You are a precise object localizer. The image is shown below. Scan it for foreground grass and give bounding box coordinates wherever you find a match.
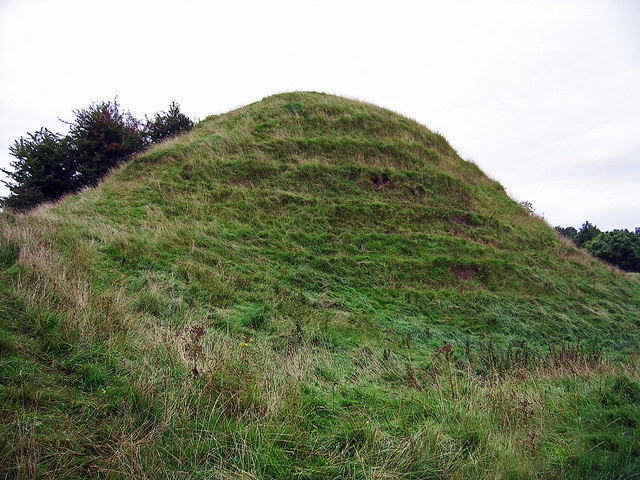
[2,271,638,478]
[1,92,639,478]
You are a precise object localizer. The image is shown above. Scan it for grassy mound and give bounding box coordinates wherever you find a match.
[1,92,639,479]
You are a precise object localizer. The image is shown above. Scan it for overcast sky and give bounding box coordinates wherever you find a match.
[1,0,638,230]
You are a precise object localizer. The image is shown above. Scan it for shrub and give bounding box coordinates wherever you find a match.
[1,128,76,211]
[585,229,640,272]
[2,99,195,210]
[574,221,601,247]
[145,101,194,143]
[68,99,147,187]
[555,226,577,241]
[519,200,535,215]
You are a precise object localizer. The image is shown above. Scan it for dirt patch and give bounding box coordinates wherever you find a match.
[372,174,391,188]
[452,213,473,226]
[453,264,481,281]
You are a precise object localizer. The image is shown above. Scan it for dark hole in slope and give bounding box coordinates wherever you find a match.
[453,264,481,281]
[452,213,472,226]
[372,174,391,188]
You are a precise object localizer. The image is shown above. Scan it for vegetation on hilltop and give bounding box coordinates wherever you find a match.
[2,99,193,211]
[557,222,640,272]
[1,92,639,479]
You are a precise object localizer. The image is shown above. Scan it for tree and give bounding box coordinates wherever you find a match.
[574,221,601,247]
[585,230,640,272]
[1,128,76,211]
[145,101,194,143]
[68,99,147,187]
[555,226,578,241]
[2,98,195,211]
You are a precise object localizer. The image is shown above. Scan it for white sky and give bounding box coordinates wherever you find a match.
[1,0,638,230]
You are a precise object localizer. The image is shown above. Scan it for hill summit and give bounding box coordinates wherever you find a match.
[1,92,639,478]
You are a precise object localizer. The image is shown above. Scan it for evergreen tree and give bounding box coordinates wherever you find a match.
[146,101,194,143]
[68,99,147,187]
[1,128,76,211]
[2,98,196,211]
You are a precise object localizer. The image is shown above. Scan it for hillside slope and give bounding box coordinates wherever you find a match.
[1,92,639,479]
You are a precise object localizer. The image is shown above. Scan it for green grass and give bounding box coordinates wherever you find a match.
[1,91,639,478]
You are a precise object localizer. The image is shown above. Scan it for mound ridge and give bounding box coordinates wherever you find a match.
[59,91,638,346]
[1,91,639,478]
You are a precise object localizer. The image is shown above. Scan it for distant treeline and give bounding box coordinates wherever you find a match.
[1,99,194,211]
[556,222,640,272]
